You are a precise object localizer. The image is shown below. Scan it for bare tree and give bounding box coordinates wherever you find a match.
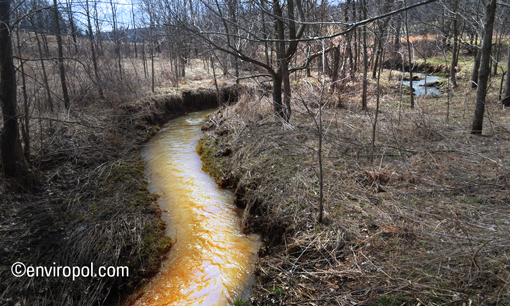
[110,0,123,79]
[85,0,103,97]
[53,0,70,109]
[0,0,26,178]
[171,0,437,120]
[502,44,510,106]
[471,0,497,134]
[30,14,54,111]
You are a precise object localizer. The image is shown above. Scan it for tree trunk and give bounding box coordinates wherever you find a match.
[502,45,510,106]
[86,0,103,98]
[66,0,78,55]
[31,19,54,111]
[361,0,368,111]
[450,16,459,88]
[142,38,147,78]
[404,0,414,109]
[471,0,497,134]
[330,45,341,91]
[471,46,482,88]
[151,26,155,93]
[372,41,381,79]
[132,4,137,58]
[110,0,122,80]
[0,0,25,177]
[354,30,359,73]
[492,29,502,75]
[274,0,290,121]
[282,61,292,121]
[53,0,70,109]
[345,0,354,78]
[15,25,30,164]
[273,72,284,118]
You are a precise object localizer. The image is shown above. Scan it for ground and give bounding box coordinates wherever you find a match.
[1,46,509,305]
[198,65,510,305]
[0,98,172,305]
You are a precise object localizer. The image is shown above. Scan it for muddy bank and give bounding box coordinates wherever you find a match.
[120,86,240,126]
[0,86,240,306]
[383,59,451,74]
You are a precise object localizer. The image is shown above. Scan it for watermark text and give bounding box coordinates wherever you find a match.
[11,262,129,281]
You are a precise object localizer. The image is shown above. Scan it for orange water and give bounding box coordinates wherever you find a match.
[136,110,260,306]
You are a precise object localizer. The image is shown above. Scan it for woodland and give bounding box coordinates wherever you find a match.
[1,0,510,304]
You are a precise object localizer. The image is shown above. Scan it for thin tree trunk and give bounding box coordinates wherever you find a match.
[450,5,459,88]
[110,0,122,80]
[361,0,368,111]
[371,44,384,163]
[94,1,102,54]
[471,46,482,88]
[151,24,155,93]
[66,0,78,55]
[132,4,137,58]
[0,0,25,177]
[282,62,292,121]
[404,0,414,109]
[86,0,103,98]
[502,45,510,106]
[499,71,506,101]
[273,72,284,117]
[345,0,354,78]
[471,0,497,134]
[16,23,30,164]
[372,41,382,79]
[41,32,49,56]
[31,19,54,111]
[317,40,326,223]
[450,26,459,87]
[274,0,287,119]
[53,0,70,109]
[492,28,503,75]
[142,38,147,78]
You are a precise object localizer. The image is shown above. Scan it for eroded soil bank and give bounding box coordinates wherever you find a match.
[0,86,239,306]
[197,88,510,305]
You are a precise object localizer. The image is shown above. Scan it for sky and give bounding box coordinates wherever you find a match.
[62,0,147,32]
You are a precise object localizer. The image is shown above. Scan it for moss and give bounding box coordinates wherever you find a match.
[196,138,228,187]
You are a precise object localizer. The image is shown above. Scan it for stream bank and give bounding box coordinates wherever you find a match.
[0,86,240,306]
[197,89,510,305]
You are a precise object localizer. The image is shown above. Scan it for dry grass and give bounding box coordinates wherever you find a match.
[199,68,510,305]
[0,100,172,305]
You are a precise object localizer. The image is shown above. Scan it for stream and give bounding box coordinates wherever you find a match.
[136,110,261,306]
[402,73,443,96]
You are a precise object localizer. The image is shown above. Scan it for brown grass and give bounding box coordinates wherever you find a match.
[199,68,510,305]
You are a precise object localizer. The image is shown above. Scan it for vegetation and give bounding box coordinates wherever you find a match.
[0,0,509,304]
[199,68,510,305]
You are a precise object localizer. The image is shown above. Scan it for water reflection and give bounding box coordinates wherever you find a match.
[402,73,443,96]
[136,110,260,306]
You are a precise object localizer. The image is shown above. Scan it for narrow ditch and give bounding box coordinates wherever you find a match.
[129,88,261,305]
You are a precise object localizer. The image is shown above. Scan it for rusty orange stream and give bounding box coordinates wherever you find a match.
[136,110,260,306]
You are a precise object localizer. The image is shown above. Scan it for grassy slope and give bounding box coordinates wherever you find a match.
[0,99,172,305]
[198,60,510,305]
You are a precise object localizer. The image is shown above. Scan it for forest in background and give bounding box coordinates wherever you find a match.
[1,0,509,180]
[1,0,510,304]
[2,0,510,181]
